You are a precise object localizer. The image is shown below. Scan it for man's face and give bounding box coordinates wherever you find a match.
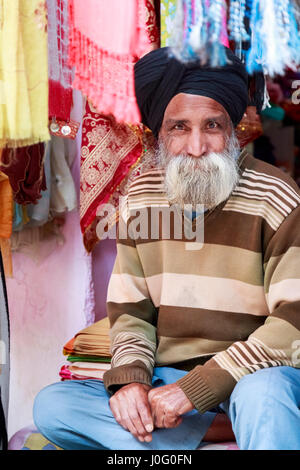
[159,93,232,157]
[156,93,241,211]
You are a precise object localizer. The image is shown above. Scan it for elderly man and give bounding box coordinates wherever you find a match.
[34,47,300,450]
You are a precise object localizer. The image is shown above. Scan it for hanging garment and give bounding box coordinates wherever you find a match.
[26,141,51,226]
[50,135,77,215]
[0,171,13,240]
[0,250,10,450]
[0,0,50,147]
[0,165,13,277]
[0,143,46,205]
[68,0,158,124]
[82,128,157,253]
[161,0,229,62]
[79,101,144,236]
[47,0,74,123]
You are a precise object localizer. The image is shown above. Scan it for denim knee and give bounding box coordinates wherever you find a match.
[33,383,64,437]
[230,366,300,406]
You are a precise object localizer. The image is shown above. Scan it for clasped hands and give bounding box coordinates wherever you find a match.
[109,382,194,443]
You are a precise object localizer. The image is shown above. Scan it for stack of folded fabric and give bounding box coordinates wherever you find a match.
[60,316,111,381]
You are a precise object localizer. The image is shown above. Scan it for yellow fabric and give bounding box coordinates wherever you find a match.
[23,432,62,450]
[0,0,50,147]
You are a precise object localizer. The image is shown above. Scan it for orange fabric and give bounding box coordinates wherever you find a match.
[0,170,13,239]
[0,238,12,278]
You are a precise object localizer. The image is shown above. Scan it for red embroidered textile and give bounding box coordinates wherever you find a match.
[81,118,157,252]
[68,0,158,124]
[80,101,144,235]
[0,144,46,205]
[47,0,73,121]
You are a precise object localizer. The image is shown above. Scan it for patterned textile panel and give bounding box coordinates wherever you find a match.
[8,426,62,450]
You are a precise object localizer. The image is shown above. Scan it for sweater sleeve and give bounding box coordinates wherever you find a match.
[103,196,157,394]
[177,204,300,413]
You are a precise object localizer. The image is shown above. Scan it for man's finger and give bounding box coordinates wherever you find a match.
[137,399,154,434]
[127,407,148,440]
[109,398,122,425]
[123,415,140,439]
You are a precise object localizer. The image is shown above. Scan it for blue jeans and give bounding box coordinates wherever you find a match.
[33,366,300,450]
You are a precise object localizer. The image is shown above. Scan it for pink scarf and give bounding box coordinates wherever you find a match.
[68,0,154,124]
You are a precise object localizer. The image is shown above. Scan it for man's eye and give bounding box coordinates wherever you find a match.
[172,123,185,131]
[207,121,219,129]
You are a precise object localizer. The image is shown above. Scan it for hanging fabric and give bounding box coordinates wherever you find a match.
[47,0,74,123]
[0,152,13,278]
[0,144,46,205]
[79,0,159,251]
[165,0,229,64]
[246,0,300,76]
[162,0,300,76]
[79,101,144,237]
[0,0,50,147]
[68,0,156,124]
[49,135,77,215]
[82,126,157,253]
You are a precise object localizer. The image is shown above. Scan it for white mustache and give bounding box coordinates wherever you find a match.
[157,132,241,210]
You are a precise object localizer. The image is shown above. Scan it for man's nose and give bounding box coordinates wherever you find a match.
[185,129,208,158]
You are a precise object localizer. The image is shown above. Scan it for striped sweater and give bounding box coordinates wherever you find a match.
[103,149,300,413]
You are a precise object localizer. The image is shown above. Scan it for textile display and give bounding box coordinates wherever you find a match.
[0,172,12,240]
[63,316,111,359]
[49,135,77,215]
[68,0,158,124]
[47,0,73,123]
[61,316,111,382]
[25,142,51,227]
[8,425,62,450]
[164,0,229,62]
[80,101,144,236]
[0,0,50,147]
[0,160,13,277]
[81,123,157,253]
[162,0,300,76]
[59,362,111,381]
[0,250,10,450]
[0,144,46,205]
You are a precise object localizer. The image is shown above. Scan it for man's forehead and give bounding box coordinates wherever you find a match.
[163,93,230,121]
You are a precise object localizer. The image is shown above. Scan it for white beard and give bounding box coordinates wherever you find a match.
[157,132,241,210]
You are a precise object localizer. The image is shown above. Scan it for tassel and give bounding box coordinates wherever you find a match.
[207,0,228,66]
[228,0,250,43]
[247,0,300,76]
[170,0,229,66]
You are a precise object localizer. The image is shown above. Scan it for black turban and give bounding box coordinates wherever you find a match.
[134,47,249,138]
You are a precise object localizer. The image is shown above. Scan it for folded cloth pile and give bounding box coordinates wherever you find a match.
[60,316,111,381]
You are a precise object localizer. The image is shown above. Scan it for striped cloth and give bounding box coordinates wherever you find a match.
[102,149,300,412]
